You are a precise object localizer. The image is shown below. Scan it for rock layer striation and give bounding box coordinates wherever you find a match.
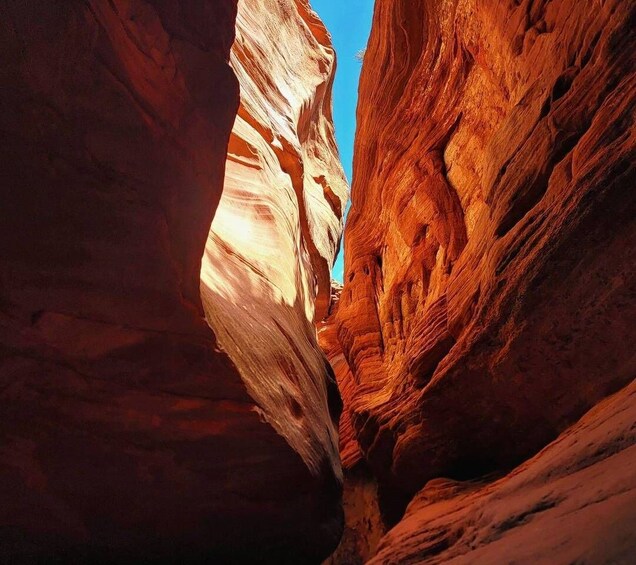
[369,380,636,564]
[333,0,636,515]
[201,0,347,482]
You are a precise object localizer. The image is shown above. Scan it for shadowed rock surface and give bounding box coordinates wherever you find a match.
[0,1,344,562]
[320,288,387,564]
[369,380,636,564]
[1,0,635,563]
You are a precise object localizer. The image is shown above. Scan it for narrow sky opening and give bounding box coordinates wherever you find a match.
[311,0,374,282]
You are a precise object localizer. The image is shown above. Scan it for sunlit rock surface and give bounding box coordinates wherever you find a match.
[335,0,636,516]
[201,0,347,480]
[369,380,636,564]
[0,1,345,561]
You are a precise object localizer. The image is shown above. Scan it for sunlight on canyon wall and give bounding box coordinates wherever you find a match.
[0,1,348,561]
[201,0,348,478]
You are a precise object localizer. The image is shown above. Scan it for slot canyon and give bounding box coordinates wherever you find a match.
[0,0,634,563]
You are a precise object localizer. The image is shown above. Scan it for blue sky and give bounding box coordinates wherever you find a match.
[311,0,374,282]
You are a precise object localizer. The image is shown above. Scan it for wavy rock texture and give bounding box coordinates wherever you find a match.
[201,0,347,480]
[319,283,361,471]
[320,285,387,565]
[335,0,636,515]
[0,1,344,561]
[369,379,636,564]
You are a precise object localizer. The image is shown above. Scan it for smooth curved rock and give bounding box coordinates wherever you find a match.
[0,1,345,561]
[335,0,636,512]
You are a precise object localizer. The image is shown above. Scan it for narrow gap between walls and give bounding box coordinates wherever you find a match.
[310,0,375,283]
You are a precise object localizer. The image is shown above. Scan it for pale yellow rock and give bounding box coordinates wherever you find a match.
[201,0,348,478]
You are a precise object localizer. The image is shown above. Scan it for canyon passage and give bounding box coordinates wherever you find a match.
[0,1,635,564]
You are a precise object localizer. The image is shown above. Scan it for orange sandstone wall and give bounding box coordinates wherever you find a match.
[333,0,636,514]
[370,380,636,563]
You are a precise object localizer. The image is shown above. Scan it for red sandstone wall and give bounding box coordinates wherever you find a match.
[0,1,344,561]
[201,0,348,482]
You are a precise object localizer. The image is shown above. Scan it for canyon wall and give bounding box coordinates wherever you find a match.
[201,0,348,482]
[370,379,636,564]
[331,0,636,528]
[0,1,345,562]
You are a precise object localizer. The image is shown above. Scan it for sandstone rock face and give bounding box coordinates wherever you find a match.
[322,467,386,565]
[368,379,636,564]
[0,1,344,561]
[319,283,362,471]
[201,0,348,481]
[320,286,387,565]
[335,0,636,511]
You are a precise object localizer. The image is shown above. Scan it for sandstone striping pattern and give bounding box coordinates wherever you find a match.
[332,0,636,511]
[201,0,348,483]
[368,380,636,564]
